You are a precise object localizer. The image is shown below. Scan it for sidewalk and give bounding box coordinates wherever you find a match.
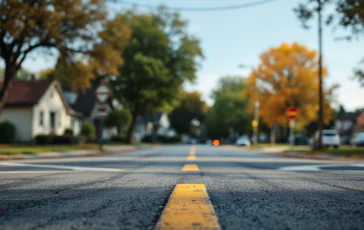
[227,144,364,161]
[0,145,148,161]
[269,150,364,161]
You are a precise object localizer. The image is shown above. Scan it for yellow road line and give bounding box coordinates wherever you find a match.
[154,184,221,230]
[187,156,196,160]
[189,146,196,155]
[182,164,199,171]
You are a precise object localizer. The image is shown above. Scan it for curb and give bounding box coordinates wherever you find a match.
[271,152,364,161]
[0,147,137,161]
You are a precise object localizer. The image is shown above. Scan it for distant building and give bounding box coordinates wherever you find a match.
[335,111,361,144]
[354,110,364,134]
[0,79,82,142]
[134,112,176,142]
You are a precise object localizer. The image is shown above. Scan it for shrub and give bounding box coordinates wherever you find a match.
[110,135,126,143]
[52,135,78,145]
[64,128,74,136]
[0,121,16,143]
[35,134,52,145]
[141,135,180,143]
[81,123,95,138]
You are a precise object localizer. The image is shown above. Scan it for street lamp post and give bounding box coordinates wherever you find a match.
[239,64,259,145]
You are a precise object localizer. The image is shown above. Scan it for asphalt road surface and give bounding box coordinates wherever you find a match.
[0,145,363,230]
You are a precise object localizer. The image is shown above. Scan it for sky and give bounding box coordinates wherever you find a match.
[20,0,364,111]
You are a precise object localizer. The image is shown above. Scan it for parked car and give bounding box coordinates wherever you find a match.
[310,129,340,149]
[350,132,364,147]
[236,137,251,146]
[294,135,309,145]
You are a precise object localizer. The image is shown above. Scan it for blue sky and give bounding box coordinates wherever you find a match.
[21,0,364,110]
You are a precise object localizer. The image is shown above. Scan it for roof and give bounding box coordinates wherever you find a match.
[337,112,361,121]
[137,112,164,124]
[64,85,113,117]
[67,86,97,117]
[0,80,53,106]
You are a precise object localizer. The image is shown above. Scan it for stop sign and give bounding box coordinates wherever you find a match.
[287,107,298,120]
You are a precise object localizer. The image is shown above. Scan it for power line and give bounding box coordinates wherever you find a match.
[113,0,277,12]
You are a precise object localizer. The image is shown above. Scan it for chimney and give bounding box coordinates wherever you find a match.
[30,74,36,81]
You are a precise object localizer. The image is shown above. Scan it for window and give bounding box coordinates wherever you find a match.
[39,111,44,126]
[71,117,75,129]
[50,90,54,98]
[58,113,62,127]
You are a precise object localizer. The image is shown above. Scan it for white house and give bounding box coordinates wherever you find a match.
[0,79,82,142]
[134,112,176,142]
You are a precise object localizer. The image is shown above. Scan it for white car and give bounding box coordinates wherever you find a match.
[311,129,340,149]
[236,137,251,146]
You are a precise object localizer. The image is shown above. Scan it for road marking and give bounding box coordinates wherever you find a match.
[182,164,199,171]
[154,184,221,230]
[0,162,124,172]
[189,145,196,155]
[187,156,196,160]
[0,171,77,174]
[278,163,364,171]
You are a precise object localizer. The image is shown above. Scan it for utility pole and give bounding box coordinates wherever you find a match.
[318,0,324,149]
[253,79,260,145]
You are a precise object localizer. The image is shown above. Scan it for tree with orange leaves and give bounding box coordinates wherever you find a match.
[0,0,130,115]
[245,42,339,132]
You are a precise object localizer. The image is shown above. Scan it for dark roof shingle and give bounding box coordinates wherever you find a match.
[0,80,53,106]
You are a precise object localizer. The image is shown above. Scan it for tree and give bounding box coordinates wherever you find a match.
[245,43,338,131]
[295,0,364,85]
[1,66,33,80]
[105,109,131,136]
[0,0,131,115]
[111,8,203,144]
[169,91,208,136]
[205,76,252,140]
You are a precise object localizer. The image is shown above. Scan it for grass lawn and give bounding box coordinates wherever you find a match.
[250,143,290,149]
[0,144,99,155]
[284,145,364,156]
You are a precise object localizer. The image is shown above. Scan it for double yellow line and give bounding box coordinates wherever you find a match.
[183,145,199,171]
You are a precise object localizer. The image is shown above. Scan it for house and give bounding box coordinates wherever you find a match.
[335,111,361,144]
[134,112,176,142]
[0,79,82,142]
[63,85,116,140]
[354,110,364,134]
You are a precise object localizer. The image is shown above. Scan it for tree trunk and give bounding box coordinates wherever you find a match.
[270,127,276,145]
[0,63,17,117]
[126,110,138,144]
[152,121,159,143]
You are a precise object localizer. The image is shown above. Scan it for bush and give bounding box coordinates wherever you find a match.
[0,121,16,143]
[81,123,95,138]
[52,135,78,145]
[141,135,180,143]
[110,135,126,143]
[64,128,74,136]
[35,134,52,145]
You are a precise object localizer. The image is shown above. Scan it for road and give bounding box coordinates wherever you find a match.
[0,145,363,230]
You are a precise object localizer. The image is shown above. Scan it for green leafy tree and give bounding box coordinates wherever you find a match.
[105,109,131,135]
[169,91,208,136]
[112,7,203,144]
[295,0,364,86]
[205,76,252,140]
